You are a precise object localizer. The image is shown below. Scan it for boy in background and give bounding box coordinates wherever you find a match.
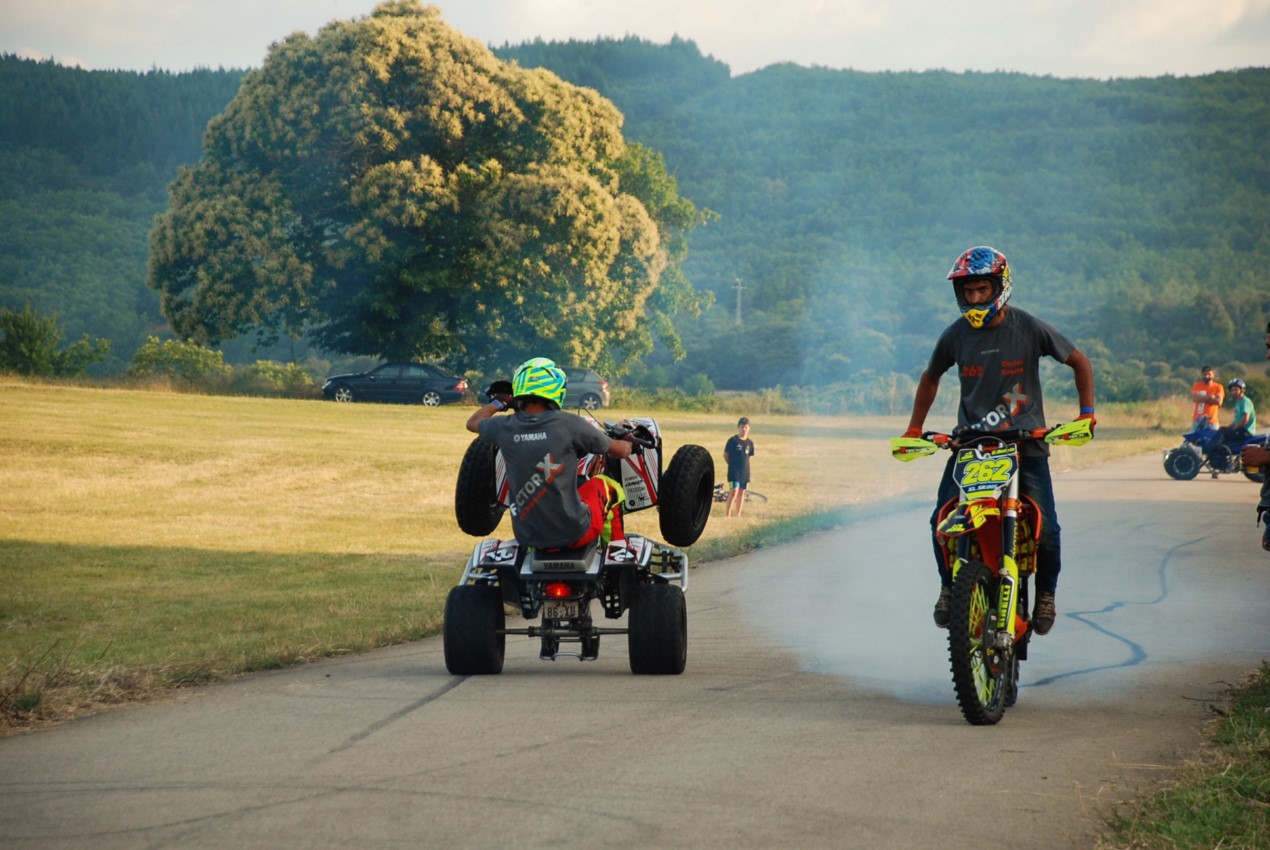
[724,417,755,518]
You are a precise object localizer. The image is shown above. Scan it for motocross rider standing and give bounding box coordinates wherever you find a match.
[900,246,1097,635]
[465,357,633,550]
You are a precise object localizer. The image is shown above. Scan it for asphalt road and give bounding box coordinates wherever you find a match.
[2,452,1267,849]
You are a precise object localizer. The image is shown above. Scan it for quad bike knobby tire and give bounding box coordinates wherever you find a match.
[443,584,505,675]
[658,444,714,547]
[948,560,1009,725]
[1163,448,1200,481]
[628,583,687,674]
[455,437,506,536]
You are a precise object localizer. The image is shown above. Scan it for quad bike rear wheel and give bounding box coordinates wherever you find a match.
[443,584,505,675]
[455,437,506,536]
[659,444,714,547]
[948,560,1009,725]
[628,583,687,674]
[1163,447,1200,480]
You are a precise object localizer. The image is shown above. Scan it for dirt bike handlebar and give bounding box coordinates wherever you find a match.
[891,420,1093,463]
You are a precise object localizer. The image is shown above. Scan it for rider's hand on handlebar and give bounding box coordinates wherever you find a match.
[1075,411,1097,434]
[902,426,923,439]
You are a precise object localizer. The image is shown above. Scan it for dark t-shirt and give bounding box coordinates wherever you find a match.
[477,409,611,548]
[926,307,1077,456]
[724,435,755,483]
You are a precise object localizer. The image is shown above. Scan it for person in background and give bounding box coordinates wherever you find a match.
[1190,365,1224,429]
[1239,321,1270,552]
[723,417,755,518]
[899,246,1096,635]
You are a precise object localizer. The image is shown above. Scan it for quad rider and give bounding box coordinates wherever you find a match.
[899,246,1097,636]
[465,357,632,550]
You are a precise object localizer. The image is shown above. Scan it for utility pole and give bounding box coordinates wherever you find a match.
[733,277,745,325]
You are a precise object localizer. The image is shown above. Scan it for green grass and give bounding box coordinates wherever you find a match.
[0,376,1183,730]
[1099,664,1270,850]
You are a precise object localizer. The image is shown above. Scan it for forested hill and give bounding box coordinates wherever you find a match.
[2,44,1267,400]
[0,57,245,368]
[496,41,1270,397]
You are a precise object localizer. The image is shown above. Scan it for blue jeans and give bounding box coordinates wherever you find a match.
[929,452,1062,594]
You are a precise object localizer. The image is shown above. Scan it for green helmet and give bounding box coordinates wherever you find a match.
[512,357,567,407]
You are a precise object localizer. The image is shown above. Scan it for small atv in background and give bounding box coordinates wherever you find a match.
[1163,427,1265,482]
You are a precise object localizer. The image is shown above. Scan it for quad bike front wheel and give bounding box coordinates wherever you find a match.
[455,437,506,536]
[443,584,505,675]
[628,583,687,674]
[1163,447,1201,480]
[948,560,1009,725]
[659,444,714,547]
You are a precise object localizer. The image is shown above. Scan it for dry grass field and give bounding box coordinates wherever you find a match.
[0,376,1183,730]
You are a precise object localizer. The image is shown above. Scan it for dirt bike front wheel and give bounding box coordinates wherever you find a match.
[948,560,1010,725]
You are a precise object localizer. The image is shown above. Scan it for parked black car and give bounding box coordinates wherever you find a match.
[477,366,610,409]
[322,362,468,406]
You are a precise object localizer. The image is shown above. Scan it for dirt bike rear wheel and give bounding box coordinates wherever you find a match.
[455,437,506,536]
[628,583,687,675]
[948,560,1009,725]
[443,584,505,675]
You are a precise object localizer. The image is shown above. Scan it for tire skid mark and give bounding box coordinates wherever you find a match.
[1026,532,1204,689]
[326,677,465,755]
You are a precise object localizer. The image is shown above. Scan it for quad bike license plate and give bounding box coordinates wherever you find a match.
[542,600,580,620]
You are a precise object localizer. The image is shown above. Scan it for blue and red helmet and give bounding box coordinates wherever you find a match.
[947,246,1012,329]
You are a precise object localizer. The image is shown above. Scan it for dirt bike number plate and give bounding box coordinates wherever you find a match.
[954,446,1018,496]
[542,600,579,620]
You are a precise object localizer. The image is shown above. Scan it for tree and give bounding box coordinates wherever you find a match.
[147,1,706,374]
[0,303,109,377]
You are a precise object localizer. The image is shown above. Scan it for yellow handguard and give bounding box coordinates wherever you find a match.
[890,436,941,463]
[1045,418,1094,447]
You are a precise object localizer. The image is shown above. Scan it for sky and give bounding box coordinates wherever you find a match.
[2,0,1268,79]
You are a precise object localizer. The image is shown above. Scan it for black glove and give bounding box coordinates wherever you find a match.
[490,393,513,410]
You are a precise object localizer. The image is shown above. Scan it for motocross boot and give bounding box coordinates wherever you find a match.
[1033,591,1057,635]
[933,586,952,629]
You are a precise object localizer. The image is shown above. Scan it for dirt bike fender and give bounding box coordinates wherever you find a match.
[937,499,1000,538]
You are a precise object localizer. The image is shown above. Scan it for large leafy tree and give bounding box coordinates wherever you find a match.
[148,1,706,372]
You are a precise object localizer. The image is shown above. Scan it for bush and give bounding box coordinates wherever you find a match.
[228,360,317,398]
[0,304,109,377]
[128,337,232,389]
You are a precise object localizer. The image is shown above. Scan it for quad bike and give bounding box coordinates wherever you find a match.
[445,421,693,675]
[890,420,1093,725]
[454,382,716,548]
[711,483,767,504]
[1162,426,1265,483]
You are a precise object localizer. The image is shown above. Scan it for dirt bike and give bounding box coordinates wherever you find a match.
[454,382,716,548]
[1162,426,1265,483]
[890,419,1093,725]
[445,420,694,675]
[711,483,767,504]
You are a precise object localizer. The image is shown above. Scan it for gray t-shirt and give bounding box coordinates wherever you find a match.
[926,307,1077,456]
[477,409,612,548]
